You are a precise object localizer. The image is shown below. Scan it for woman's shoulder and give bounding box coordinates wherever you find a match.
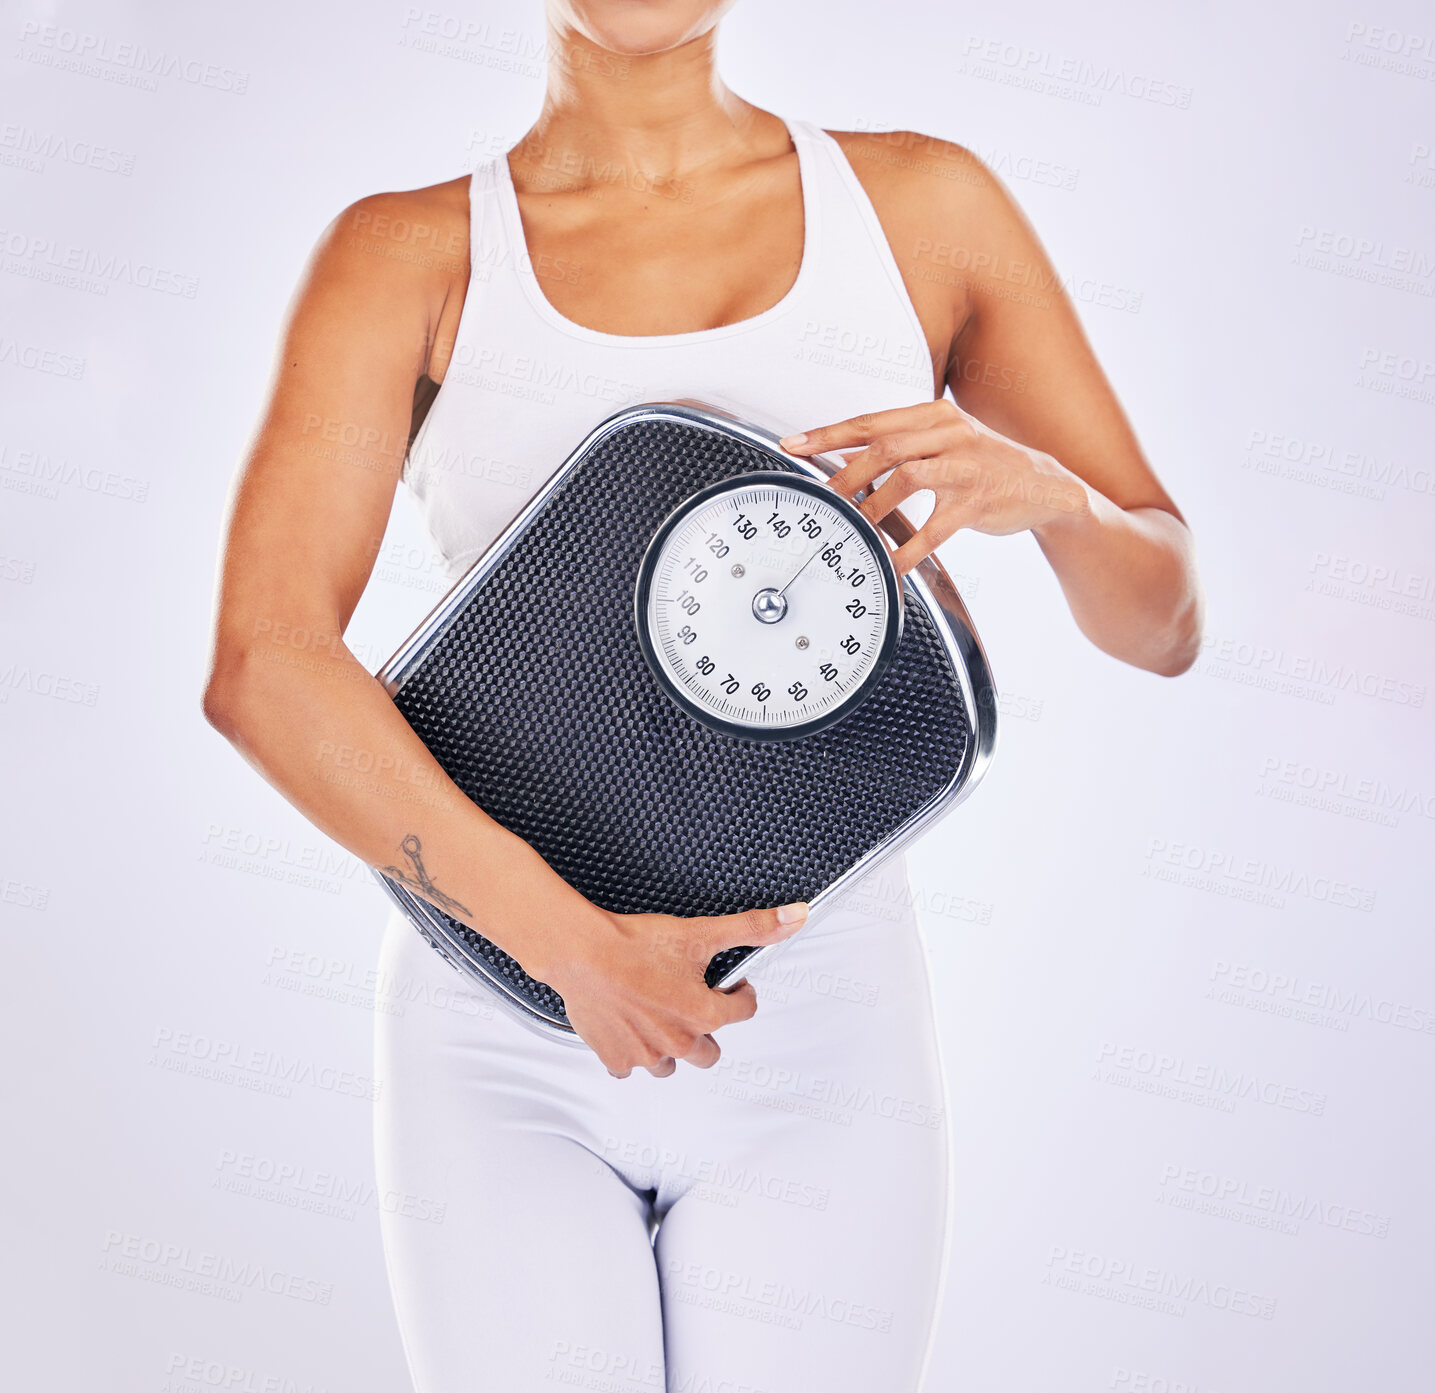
[285,176,474,383]
[304,175,473,309]
[322,175,473,279]
[822,128,1010,225]
[825,127,1043,299]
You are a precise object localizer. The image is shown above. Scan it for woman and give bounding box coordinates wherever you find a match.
[203,1,1202,1387]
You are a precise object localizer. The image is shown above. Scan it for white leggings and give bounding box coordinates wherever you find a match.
[372,855,952,1393]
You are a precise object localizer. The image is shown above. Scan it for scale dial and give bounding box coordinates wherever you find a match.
[634,471,904,740]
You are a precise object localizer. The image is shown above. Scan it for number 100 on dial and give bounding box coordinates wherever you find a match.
[634,471,905,740]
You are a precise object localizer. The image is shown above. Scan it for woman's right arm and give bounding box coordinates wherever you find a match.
[202,187,805,1076]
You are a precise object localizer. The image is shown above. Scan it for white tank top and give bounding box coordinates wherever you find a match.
[403,115,938,581]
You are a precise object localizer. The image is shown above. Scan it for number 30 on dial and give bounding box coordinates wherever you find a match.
[634,471,904,740]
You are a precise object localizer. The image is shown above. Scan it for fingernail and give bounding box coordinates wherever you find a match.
[777,902,809,925]
[780,433,808,449]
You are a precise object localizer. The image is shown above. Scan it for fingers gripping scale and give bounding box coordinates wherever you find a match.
[372,401,998,1043]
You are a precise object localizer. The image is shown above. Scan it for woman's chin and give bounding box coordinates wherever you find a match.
[555,0,734,59]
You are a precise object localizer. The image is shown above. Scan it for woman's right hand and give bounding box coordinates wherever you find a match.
[549,902,810,1077]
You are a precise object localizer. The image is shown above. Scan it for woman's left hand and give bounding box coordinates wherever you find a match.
[780,398,1090,576]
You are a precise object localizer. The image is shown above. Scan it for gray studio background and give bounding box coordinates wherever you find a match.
[3,1,1432,1388]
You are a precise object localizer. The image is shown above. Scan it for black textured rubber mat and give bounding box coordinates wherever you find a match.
[381,414,971,1028]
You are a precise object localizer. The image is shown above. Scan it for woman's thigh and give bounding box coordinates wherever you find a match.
[372,910,666,1393]
[653,870,953,1392]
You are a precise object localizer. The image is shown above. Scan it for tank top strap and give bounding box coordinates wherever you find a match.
[402,158,506,493]
[778,116,931,367]
[464,155,513,288]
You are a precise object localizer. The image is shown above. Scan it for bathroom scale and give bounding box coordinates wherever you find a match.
[372,399,997,1042]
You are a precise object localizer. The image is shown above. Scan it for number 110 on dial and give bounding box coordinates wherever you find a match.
[634,471,905,740]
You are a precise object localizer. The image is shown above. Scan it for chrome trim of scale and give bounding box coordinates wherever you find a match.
[371,399,999,1041]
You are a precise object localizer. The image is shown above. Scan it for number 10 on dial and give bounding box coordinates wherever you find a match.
[634,471,904,740]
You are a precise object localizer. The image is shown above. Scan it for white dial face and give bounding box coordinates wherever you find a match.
[640,476,900,736]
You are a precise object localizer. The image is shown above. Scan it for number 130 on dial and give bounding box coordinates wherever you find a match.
[634,471,905,740]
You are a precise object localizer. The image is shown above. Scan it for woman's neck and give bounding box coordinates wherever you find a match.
[526,24,769,178]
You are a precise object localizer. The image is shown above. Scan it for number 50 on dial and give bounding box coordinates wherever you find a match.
[633,471,905,740]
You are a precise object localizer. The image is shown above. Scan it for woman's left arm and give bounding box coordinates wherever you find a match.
[780,141,1204,677]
